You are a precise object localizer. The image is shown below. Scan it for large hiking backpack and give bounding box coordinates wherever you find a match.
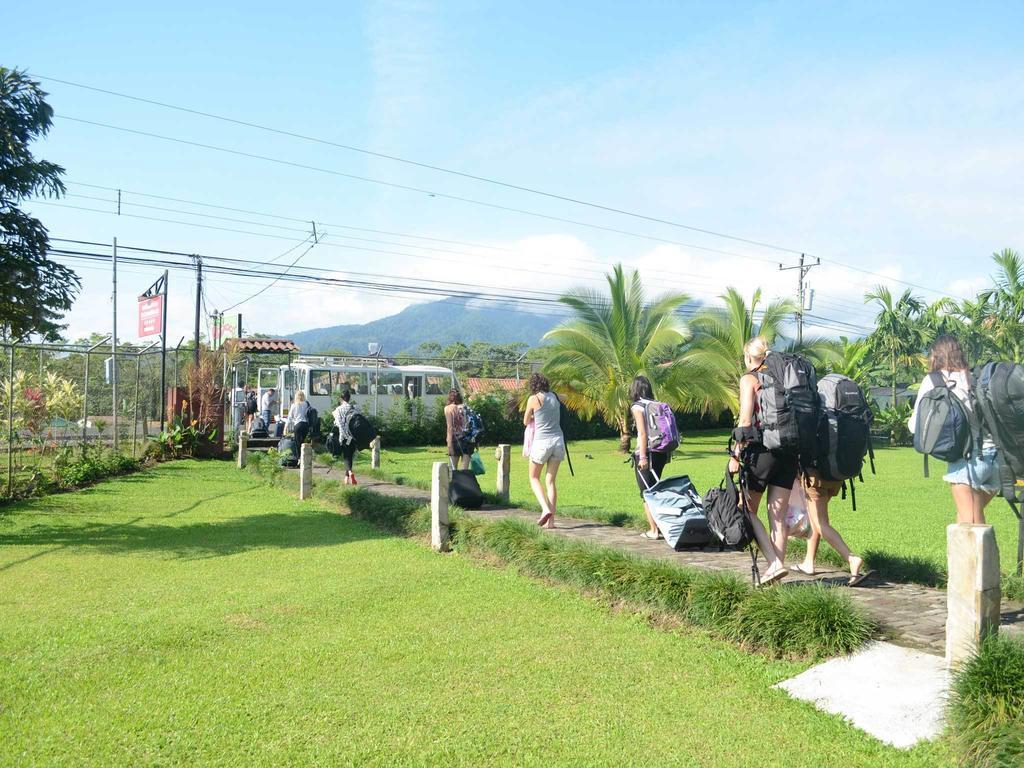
[346,410,377,450]
[755,352,819,460]
[913,372,974,475]
[815,374,875,507]
[972,362,1024,512]
[703,466,759,584]
[637,398,680,455]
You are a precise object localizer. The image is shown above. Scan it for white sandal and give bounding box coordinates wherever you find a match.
[640,531,660,540]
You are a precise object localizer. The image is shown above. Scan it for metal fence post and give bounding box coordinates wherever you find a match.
[81,350,90,450]
[132,350,142,457]
[7,343,14,498]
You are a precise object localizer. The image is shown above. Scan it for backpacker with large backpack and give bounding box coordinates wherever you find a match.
[814,373,875,509]
[913,371,978,476]
[636,398,680,456]
[754,352,819,460]
[971,362,1024,516]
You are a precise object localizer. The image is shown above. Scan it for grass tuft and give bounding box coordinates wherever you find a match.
[948,634,1024,767]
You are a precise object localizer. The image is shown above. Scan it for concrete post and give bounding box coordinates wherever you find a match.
[299,443,313,500]
[495,443,511,504]
[946,524,1001,666]
[371,435,381,470]
[431,461,450,552]
[237,431,248,469]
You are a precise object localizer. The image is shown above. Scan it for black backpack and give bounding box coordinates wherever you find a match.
[703,465,759,584]
[913,372,975,476]
[249,415,268,439]
[346,411,377,450]
[755,352,819,461]
[972,362,1024,514]
[306,407,321,440]
[325,426,341,457]
[814,374,876,509]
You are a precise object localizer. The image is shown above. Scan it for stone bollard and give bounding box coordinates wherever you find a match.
[946,524,1001,666]
[299,443,313,500]
[371,435,381,470]
[494,443,511,504]
[431,461,450,552]
[237,432,248,469]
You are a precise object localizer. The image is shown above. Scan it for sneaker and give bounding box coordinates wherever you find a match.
[350,474,357,485]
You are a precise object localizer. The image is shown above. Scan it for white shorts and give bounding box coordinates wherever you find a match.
[530,437,565,465]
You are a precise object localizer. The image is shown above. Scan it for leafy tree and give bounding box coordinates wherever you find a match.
[978,248,1024,361]
[828,337,880,391]
[542,265,729,452]
[682,287,799,412]
[0,68,80,341]
[864,285,925,406]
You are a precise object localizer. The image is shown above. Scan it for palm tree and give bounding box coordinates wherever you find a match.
[829,337,879,390]
[681,287,798,412]
[542,265,729,452]
[979,248,1024,360]
[864,285,926,407]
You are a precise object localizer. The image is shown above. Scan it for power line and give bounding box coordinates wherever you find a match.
[39,77,968,299]
[220,236,318,313]
[40,74,811,255]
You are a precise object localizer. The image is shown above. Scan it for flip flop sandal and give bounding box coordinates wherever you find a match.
[848,570,874,587]
[790,564,815,576]
[759,567,788,586]
[640,531,660,540]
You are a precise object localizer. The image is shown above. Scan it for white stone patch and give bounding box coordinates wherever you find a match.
[776,641,949,749]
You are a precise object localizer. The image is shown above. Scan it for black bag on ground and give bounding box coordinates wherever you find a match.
[703,469,755,550]
[972,361,1024,513]
[913,371,974,476]
[448,458,484,510]
[249,415,268,439]
[278,436,298,467]
[346,411,377,450]
[325,426,341,457]
[755,352,819,460]
[640,471,713,549]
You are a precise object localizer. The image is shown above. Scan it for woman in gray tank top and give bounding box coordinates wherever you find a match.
[523,373,565,528]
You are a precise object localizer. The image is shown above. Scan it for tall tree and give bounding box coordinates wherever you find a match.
[978,248,1024,361]
[0,68,79,341]
[682,287,804,412]
[864,285,925,406]
[542,264,728,452]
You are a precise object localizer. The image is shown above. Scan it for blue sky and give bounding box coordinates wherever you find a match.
[8,0,1024,343]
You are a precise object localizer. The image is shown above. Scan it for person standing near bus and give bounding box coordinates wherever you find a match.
[260,387,276,430]
[284,390,310,459]
[444,389,470,470]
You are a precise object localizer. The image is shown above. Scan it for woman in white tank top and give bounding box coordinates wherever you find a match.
[523,373,565,528]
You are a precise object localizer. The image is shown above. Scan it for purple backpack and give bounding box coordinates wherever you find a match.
[638,399,680,455]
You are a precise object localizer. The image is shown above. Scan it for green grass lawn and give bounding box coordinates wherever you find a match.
[0,460,947,766]
[366,431,1023,583]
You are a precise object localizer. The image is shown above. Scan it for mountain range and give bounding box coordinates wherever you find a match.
[285,298,560,355]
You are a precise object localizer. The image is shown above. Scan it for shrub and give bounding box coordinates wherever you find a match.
[948,635,1024,767]
[51,445,140,489]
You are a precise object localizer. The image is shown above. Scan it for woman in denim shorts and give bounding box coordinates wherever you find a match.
[908,335,999,524]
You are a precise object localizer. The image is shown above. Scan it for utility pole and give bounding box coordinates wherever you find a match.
[779,253,820,346]
[112,237,119,449]
[193,255,202,367]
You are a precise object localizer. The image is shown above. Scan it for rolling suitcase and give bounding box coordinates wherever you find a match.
[448,457,484,510]
[641,470,713,549]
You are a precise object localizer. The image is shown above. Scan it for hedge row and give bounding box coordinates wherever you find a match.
[244,452,874,660]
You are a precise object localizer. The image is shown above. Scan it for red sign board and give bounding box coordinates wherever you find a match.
[138,294,164,337]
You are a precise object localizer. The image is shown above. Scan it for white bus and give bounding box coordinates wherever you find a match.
[255,356,457,421]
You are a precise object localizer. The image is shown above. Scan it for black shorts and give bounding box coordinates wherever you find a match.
[743,444,798,493]
[635,451,669,497]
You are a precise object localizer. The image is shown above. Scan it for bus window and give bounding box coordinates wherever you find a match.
[310,370,332,397]
[377,371,402,395]
[403,376,422,398]
[425,376,444,395]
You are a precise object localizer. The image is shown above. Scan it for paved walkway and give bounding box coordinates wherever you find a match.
[308,463,1024,656]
